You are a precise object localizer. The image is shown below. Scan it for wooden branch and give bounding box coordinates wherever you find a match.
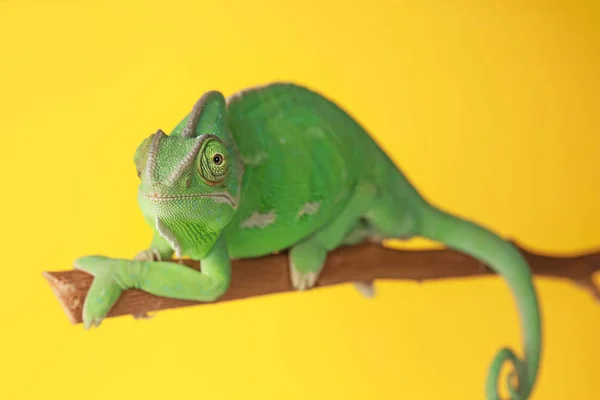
[43,242,600,325]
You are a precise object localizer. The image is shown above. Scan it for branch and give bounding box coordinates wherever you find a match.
[43,242,600,325]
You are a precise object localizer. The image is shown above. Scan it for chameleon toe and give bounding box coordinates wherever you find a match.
[306,272,318,288]
[133,249,162,261]
[289,264,319,291]
[353,282,375,298]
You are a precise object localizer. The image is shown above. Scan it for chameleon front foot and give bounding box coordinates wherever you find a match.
[74,255,129,329]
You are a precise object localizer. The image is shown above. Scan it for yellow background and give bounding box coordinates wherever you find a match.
[0,1,598,399]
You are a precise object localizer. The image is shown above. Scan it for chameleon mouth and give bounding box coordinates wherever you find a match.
[139,190,237,207]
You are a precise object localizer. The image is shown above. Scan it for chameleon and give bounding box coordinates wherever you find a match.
[75,82,541,399]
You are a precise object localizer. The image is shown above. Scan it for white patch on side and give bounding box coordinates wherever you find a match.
[240,151,268,166]
[241,210,277,229]
[155,216,183,258]
[297,202,321,219]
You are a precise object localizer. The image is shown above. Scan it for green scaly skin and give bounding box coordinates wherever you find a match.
[75,82,541,399]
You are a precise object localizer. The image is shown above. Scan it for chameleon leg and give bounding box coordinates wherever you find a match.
[319,189,416,298]
[338,219,381,298]
[340,219,384,246]
[339,219,386,298]
[289,181,377,290]
[75,237,231,329]
[362,192,419,240]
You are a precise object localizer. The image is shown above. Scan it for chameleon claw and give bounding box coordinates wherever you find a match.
[134,248,162,261]
[368,234,386,244]
[133,312,155,320]
[291,266,301,289]
[353,281,376,298]
[306,272,318,288]
[290,263,319,291]
[83,316,103,330]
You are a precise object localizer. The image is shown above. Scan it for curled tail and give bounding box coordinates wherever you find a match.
[417,204,542,399]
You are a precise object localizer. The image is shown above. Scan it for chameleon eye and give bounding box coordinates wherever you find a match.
[198,139,228,185]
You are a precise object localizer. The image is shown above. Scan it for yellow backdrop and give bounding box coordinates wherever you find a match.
[0,1,598,399]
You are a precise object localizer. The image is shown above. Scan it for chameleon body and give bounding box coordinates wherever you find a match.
[76,82,541,399]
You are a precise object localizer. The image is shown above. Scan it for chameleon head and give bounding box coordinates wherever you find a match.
[133,91,242,233]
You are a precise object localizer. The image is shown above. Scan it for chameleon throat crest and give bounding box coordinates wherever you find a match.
[155,216,183,258]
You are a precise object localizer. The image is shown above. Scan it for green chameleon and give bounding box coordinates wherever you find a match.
[75,82,541,399]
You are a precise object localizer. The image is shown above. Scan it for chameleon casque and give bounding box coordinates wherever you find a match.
[75,82,541,399]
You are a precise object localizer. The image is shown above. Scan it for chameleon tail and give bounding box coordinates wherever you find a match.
[416,204,541,400]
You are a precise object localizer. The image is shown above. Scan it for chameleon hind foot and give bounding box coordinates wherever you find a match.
[290,266,318,290]
[289,239,326,291]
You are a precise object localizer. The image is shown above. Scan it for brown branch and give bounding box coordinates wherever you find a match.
[43,242,600,325]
